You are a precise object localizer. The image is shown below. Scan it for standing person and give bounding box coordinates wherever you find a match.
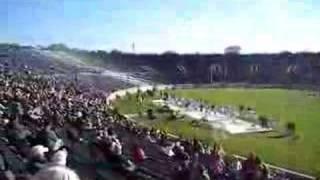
[189,153,200,180]
[241,152,260,180]
[210,153,225,180]
[260,163,269,180]
[212,143,225,158]
[193,139,203,153]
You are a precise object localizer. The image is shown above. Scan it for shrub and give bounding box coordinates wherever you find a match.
[147,109,156,120]
[190,120,200,127]
[146,89,154,97]
[239,104,245,112]
[157,105,170,113]
[258,115,269,128]
[286,122,296,136]
[168,110,177,120]
[163,92,169,100]
[152,86,157,94]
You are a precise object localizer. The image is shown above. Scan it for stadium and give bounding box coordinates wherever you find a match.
[0,43,319,180]
[2,0,320,179]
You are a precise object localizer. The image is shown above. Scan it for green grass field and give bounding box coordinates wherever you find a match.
[114,88,320,176]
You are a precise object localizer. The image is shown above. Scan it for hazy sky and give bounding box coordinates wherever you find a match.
[1,0,320,53]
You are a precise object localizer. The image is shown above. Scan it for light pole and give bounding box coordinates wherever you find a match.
[209,64,215,84]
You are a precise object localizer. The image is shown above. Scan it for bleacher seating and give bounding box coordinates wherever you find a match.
[0,63,316,180]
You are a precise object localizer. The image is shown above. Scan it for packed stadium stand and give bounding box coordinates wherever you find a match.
[40,44,320,86]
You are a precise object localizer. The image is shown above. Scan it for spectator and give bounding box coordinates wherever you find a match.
[49,148,68,166]
[6,119,31,147]
[171,160,191,180]
[0,170,15,180]
[132,143,146,163]
[199,165,211,180]
[212,142,225,158]
[109,137,122,155]
[226,157,242,180]
[0,152,15,180]
[173,141,190,161]
[193,138,204,153]
[144,131,156,143]
[161,142,175,157]
[260,163,270,180]
[241,152,260,180]
[210,152,225,179]
[108,149,136,173]
[44,123,59,151]
[26,145,48,174]
[0,152,8,172]
[32,165,80,180]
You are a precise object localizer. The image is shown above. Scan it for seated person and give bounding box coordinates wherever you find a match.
[6,119,31,147]
[48,147,68,166]
[33,165,80,180]
[26,145,49,175]
[132,144,147,163]
[161,142,175,157]
[171,160,191,180]
[107,145,136,173]
[172,141,190,161]
[144,131,156,143]
[227,157,242,179]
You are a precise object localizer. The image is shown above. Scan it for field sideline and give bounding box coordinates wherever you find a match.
[114,88,320,176]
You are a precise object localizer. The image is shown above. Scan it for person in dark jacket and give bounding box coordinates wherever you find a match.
[241,152,261,180]
[171,160,191,180]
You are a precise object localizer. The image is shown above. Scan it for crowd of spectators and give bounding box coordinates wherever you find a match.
[0,67,295,180]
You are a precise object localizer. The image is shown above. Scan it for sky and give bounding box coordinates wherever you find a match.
[1,0,320,53]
